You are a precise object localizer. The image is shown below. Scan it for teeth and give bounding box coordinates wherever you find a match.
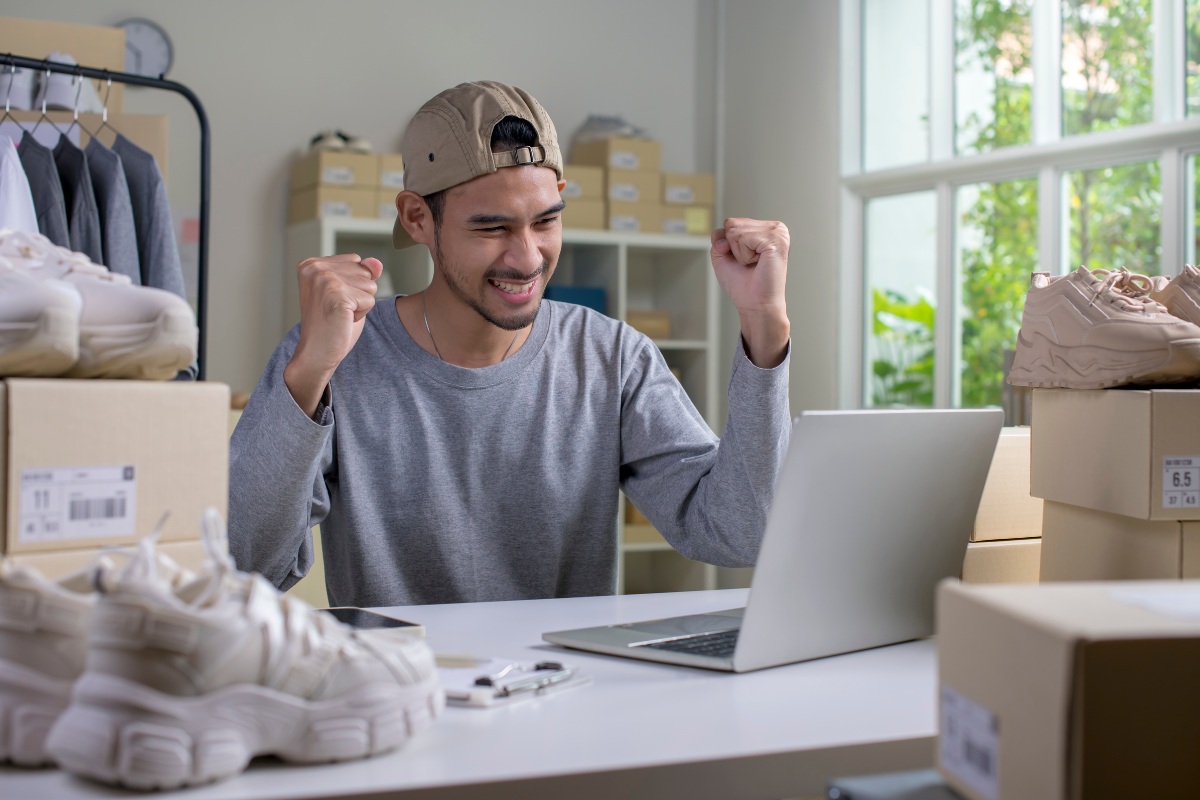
[491,279,530,295]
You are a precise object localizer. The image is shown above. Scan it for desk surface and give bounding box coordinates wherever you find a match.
[3,590,937,800]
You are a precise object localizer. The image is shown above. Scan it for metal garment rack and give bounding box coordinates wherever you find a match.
[6,54,210,380]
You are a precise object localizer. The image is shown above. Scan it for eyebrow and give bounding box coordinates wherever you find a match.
[467,201,566,226]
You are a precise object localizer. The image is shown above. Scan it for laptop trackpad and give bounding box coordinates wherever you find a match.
[615,608,744,638]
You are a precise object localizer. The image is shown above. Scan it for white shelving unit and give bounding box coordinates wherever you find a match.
[285,218,721,593]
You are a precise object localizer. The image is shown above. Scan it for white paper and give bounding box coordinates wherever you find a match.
[665,185,695,204]
[609,151,639,170]
[319,201,351,218]
[379,170,404,189]
[940,685,999,800]
[1162,456,1200,509]
[321,165,354,185]
[1109,587,1200,620]
[560,179,582,199]
[610,214,640,231]
[609,183,640,202]
[663,218,688,234]
[20,465,137,543]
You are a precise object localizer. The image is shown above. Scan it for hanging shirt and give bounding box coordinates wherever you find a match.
[111,134,185,297]
[53,136,104,264]
[16,130,69,247]
[84,138,140,283]
[0,134,37,233]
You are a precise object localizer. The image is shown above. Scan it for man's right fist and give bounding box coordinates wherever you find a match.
[284,254,383,418]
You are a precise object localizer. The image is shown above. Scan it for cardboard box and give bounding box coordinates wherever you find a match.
[290,150,379,191]
[571,137,661,173]
[561,165,603,200]
[605,169,660,204]
[662,206,712,235]
[962,539,1041,584]
[608,201,662,233]
[376,189,399,220]
[0,17,127,111]
[1031,388,1200,520]
[973,427,1042,542]
[662,173,715,205]
[377,154,405,190]
[0,379,229,554]
[288,186,377,224]
[561,198,605,230]
[1040,500,1200,581]
[9,540,208,580]
[937,579,1200,800]
[626,310,671,339]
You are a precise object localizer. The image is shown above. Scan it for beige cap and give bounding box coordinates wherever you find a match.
[392,81,563,250]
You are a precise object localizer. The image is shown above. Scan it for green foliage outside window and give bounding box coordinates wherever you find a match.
[871,288,935,406]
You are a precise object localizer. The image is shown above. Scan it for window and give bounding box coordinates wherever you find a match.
[841,0,1200,417]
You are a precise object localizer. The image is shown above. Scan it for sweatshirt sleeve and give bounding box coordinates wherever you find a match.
[227,326,335,590]
[619,334,791,567]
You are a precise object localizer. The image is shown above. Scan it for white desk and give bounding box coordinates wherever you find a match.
[2,590,937,799]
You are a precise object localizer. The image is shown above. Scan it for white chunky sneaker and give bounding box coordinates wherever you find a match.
[1150,264,1200,325]
[0,228,197,380]
[1008,266,1200,389]
[47,509,444,790]
[0,254,82,377]
[0,560,96,766]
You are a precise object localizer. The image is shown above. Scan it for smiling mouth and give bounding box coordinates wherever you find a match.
[489,278,536,295]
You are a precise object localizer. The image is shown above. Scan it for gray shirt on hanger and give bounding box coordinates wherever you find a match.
[53,136,103,264]
[16,131,69,248]
[84,138,140,282]
[228,300,792,608]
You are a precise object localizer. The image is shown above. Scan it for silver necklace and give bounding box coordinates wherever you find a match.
[422,290,519,363]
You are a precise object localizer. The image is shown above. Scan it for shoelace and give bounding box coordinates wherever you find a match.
[0,228,131,284]
[1086,267,1164,313]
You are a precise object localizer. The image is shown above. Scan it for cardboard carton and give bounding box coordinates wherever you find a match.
[375,189,399,220]
[973,427,1042,542]
[937,579,1200,800]
[962,539,1041,584]
[662,173,715,205]
[571,137,661,173]
[605,170,660,204]
[9,540,208,580]
[290,150,378,192]
[377,154,404,190]
[608,201,662,233]
[662,206,712,235]
[0,379,229,554]
[561,165,603,200]
[1030,388,1200,520]
[0,17,127,111]
[1039,500,1200,581]
[288,186,376,224]
[561,198,605,230]
[626,310,671,339]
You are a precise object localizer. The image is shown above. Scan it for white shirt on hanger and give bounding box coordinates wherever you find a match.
[0,134,38,234]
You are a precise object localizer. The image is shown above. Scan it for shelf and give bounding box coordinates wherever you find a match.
[653,339,708,350]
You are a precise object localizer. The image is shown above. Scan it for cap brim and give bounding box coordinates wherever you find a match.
[392,216,418,250]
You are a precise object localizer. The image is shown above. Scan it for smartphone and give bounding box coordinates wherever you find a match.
[323,607,424,636]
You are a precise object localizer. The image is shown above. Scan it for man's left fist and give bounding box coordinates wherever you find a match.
[710,218,790,369]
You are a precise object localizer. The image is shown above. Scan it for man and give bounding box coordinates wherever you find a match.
[230,82,792,607]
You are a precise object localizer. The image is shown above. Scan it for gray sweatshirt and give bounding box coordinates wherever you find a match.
[228,299,791,607]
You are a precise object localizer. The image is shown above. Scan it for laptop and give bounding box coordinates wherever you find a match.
[543,408,1003,672]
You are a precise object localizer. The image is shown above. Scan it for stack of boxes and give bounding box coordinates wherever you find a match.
[288,151,405,225]
[563,137,714,235]
[961,428,1043,584]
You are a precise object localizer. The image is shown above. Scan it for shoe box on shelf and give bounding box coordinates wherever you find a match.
[0,16,128,112]
[1031,388,1200,581]
[937,579,1200,800]
[560,165,605,229]
[571,136,662,173]
[662,173,714,235]
[289,150,406,224]
[376,154,405,220]
[962,428,1043,584]
[625,310,672,339]
[0,378,229,577]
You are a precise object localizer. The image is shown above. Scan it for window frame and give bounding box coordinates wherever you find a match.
[840,0,1199,409]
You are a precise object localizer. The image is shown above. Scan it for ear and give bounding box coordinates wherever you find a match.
[396,190,435,247]
[557,179,566,192]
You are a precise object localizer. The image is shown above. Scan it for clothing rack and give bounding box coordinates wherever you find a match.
[6,53,210,380]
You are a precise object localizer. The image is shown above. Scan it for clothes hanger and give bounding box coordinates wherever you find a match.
[87,72,119,145]
[0,54,22,129]
[29,60,71,143]
[65,65,90,139]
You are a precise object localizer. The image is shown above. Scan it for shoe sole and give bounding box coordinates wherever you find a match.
[46,671,445,790]
[1008,331,1200,389]
[0,656,75,767]
[0,307,79,377]
[69,306,197,380]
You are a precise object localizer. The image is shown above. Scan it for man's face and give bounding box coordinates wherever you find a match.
[433,165,564,331]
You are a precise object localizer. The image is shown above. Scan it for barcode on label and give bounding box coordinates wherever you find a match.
[69,497,127,521]
[940,685,999,800]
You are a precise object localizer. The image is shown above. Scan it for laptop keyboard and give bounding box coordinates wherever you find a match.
[639,628,739,658]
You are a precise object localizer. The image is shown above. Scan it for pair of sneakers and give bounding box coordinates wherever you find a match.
[0,510,443,790]
[0,228,197,380]
[310,129,373,153]
[1009,265,1200,389]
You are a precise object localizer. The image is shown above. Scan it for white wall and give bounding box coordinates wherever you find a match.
[7,0,710,392]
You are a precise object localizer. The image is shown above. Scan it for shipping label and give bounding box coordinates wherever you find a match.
[665,185,695,204]
[19,465,137,543]
[610,214,640,232]
[1162,456,1200,509]
[379,170,405,189]
[560,180,582,199]
[319,201,352,218]
[663,218,688,234]
[609,183,640,202]
[377,203,398,220]
[609,151,639,170]
[321,166,355,185]
[940,684,999,800]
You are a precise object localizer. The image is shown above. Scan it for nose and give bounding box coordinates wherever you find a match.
[503,225,543,276]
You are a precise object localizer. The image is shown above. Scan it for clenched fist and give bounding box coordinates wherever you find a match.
[284,254,383,418]
[711,218,790,369]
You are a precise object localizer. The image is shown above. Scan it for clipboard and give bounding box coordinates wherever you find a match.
[436,657,591,708]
